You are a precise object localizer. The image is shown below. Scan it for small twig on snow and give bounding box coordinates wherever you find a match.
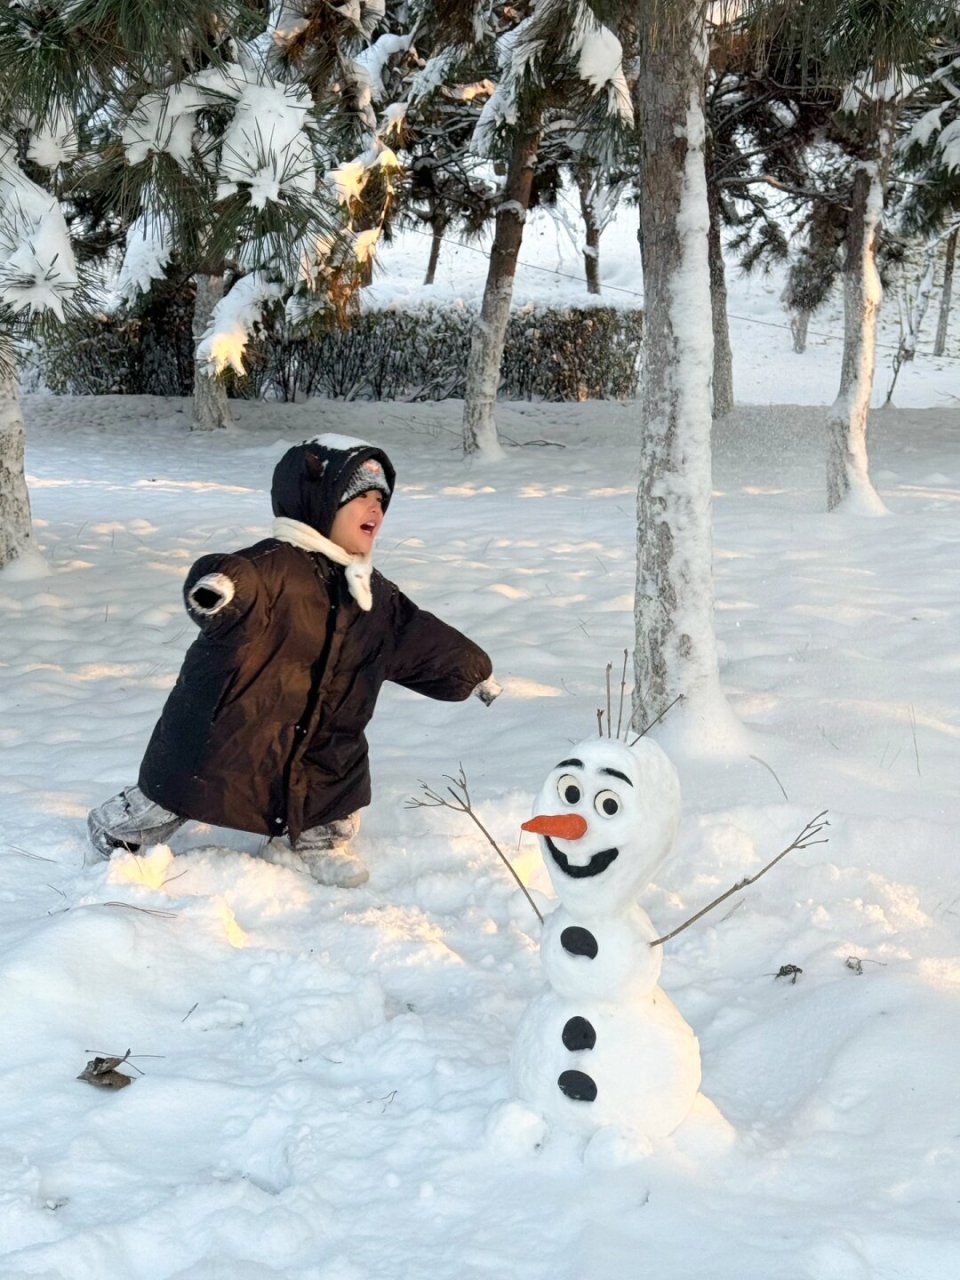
[77,1048,138,1089]
[47,883,70,915]
[4,844,58,863]
[82,1047,145,1075]
[650,811,829,947]
[406,766,544,925]
[100,901,179,919]
[845,955,887,975]
[749,754,789,801]
[909,705,921,777]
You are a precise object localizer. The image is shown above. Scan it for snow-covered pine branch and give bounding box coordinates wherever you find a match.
[0,137,78,321]
[195,271,285,375]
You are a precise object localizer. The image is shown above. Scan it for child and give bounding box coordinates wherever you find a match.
[88,434,499,888]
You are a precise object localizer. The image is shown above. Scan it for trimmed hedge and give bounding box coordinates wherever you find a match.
[38,299,643,402]
[238,302,642,402]
[40,313,144,395]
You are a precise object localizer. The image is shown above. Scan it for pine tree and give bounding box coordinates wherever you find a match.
[628,0,950,731]
[396,89,499,286]
[408,0,634,458]
[0,0,405,545]
[897,24,960,359]
[759,0,946,511]
[109,7,380,426]
[703,9,836,408]
[0,2,279,566]
[714,0,947,509]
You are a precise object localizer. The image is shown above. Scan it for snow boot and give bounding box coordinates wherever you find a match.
[87,785,184,857]
[300,843,369,889]
[267,813,367,888]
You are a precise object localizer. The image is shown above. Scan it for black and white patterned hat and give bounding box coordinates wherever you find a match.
[338,454,392,507]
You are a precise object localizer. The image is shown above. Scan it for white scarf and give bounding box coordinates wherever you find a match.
[272,516,374,611]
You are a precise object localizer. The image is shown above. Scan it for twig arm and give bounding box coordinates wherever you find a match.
[459,806,543,923]
[407,770,544,926]
[650,812,829,948]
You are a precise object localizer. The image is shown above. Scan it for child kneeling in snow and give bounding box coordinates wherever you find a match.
[88,434,499,887]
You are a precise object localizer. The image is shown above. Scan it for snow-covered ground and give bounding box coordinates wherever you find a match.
[2,217,960,1279]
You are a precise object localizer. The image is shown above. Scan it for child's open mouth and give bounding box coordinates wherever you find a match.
[360,521,377,534]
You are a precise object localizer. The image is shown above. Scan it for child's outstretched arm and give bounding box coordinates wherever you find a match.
[385,584,496,703]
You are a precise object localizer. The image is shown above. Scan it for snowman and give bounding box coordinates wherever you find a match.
[510,735,702,1150]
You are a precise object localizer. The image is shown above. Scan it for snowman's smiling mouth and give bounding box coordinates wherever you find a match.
[545,838,620,879]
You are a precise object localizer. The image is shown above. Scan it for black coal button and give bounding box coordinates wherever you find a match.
[557,1069,597,1102]
[560,926,598,958]
[562,1016,597,1051]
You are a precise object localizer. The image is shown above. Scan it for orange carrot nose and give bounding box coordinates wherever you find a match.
[521,813,588,840]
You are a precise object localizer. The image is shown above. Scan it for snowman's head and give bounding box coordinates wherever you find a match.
[522,737,681,916]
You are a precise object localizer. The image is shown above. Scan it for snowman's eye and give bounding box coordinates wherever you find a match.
[594,790,621,818]
[557,775,582,805]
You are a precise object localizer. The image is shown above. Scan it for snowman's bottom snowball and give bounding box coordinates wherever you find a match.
[485,1100,549,1156]
[665,1093,736,1163]
[511,987,701,1139]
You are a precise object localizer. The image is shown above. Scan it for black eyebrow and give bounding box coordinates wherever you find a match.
[555,758,583,770]
[601,767,633,786]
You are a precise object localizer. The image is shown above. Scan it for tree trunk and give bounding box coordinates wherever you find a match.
[192,274,232,432]
[825,118,892,515]
[706,153,734,416]
[933,226,957,358]
[462,112,541,459]
[0,337,34,569]
[139,273,195,395]
[885,244,937,406]
[790,309,810,353]
[424,220,445,285]
[631,9,738,748]
[577,165,602,295]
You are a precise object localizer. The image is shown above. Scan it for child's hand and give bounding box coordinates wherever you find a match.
[473,676,502,706]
